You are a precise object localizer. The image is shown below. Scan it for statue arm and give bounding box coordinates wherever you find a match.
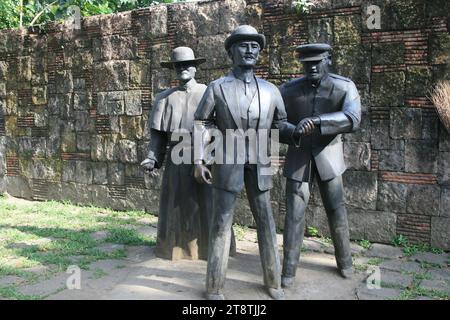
[194,84,216,164]
[318,81,362,135]
[146,129,168,169]
[272,87,299,146]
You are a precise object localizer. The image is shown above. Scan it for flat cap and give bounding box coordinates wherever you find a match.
[296,43,332,62]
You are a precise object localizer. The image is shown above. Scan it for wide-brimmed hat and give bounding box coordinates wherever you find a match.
[160,47,206,68]
[224,25,266,51]
[296,43,332,62]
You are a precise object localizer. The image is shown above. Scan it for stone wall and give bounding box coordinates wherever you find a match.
[0,0,449,249]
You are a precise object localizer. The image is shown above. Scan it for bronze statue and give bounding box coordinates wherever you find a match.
[141,47,236,260]
[194,25,298,300]
[280,43,362,287]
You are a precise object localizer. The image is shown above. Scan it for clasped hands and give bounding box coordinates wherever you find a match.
[194,163,212,185]
[293,116,321,141]
[193,116,321,184]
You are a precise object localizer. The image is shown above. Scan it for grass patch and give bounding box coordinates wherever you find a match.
[300,247,312,253]
[419,261,443,270]
[0,285,43,300]
[105,227,155,246]
[367,258,384,266]
[0,266,37,280]
[354,264,368,272]
[0,196,156,299]
[413,272,433,282]
[396,286,450,300]
[380,281,404,290]
[91,268,108,279]
[358,239,372,250]
[392,235,444,257]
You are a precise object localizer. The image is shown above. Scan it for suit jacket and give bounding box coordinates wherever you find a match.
[280,73,362,182]
[194,72,296,193]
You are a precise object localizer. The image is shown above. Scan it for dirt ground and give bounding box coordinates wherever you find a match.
[0,195,448,300]
[14,231,450,300]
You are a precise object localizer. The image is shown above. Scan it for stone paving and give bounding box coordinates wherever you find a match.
[2,226,448,300]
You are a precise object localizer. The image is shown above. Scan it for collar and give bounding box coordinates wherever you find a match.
[225,71,257,85]
[178,78,197,92]
[307,73,330,89]
[232,69,255,84]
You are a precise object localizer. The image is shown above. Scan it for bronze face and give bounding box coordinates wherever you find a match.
[174,62,197,83]
[229,40,260,68]
[302,57,330,83]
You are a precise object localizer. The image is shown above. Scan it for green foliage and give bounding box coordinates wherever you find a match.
[292,0,315,14]
[306,226,319,237]
[392,235,444,257]
[358,239,372,250]
[392,234,408,247]
[419,261,443,270]
[0,196,156,299]
[0,0,179,30]
[396,286,450,300]
[233,224,249,241]
[105,227,155,246]
[0,0,20,30]
[0,286,43,300]
[91,267,108,279]
[412,272,432,281]
[353,264,368,272]
[367,258,383,266]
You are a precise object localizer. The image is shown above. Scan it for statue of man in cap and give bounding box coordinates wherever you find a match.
[194,25,299,300]
[141,46,236,260]
[279,43,362,287]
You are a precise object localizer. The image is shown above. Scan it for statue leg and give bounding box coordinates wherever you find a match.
[244,166,283,298]
[229,226,237,257]
[282,178,310,286]
[206,187,237,298]
[317,175,353,276]
[199,182,237,260]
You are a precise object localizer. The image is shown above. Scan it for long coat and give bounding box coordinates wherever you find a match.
[280,73,362,182]
[147,79,211,260]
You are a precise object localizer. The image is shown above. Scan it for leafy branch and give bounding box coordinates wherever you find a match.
[292,0,315,14]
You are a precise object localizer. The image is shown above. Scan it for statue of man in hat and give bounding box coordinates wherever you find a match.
[194,25,299,300]
[141,46,236,260]
[279,43,362,287]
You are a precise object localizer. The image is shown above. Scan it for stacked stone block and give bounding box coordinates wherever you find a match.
[0,0,448,249]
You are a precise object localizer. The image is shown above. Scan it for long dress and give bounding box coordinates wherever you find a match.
[147,79,236,260]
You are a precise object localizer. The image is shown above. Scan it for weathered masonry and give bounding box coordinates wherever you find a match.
[0,0,449,249]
